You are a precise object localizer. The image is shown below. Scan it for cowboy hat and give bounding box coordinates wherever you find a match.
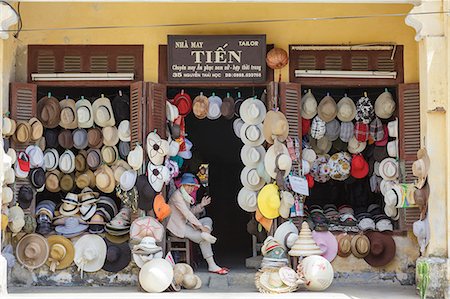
[46,235,75,272]
[301,90,318,120]
[364,231,396,267]
[207,94,222,120]
[74,234,107,275]
[76,97,94,128]
[147,163,170,192]
[317,95,337,122]
[375,91,396,119]
[72,128,89,150]
[237,187,258,212]
[147,132,169,166]
[93,95,116,127]
[101,145,119,165]
[413,149,430,189]
[240,98,266,125]
[37,95,61,128]
[351,234,371,258]
[263,110,289,144]
[59,150,76,174]
[337,96,356,122]
[87,148,102,170]
[379,158,399,181]
[13,121,32,144]
[59,98,78,129]
[221,95,235,120]
[274,220,298,249]
[264,142,292,179]
[16,233,49,270]
[240,145,265,168]
[311,231,338,262]
[29,117,44,142]
[102,239,131,272]
[166,101,179,123]
[240,123,265,146]
[118,120,131,142]
[95,165,116,193]
[257,183,280,219]
[240,166,265,191]
[128,143,144,171]
[192,93,209,119]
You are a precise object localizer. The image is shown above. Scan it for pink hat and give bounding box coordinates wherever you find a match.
[311,231,338,262]
[375,125,389,146]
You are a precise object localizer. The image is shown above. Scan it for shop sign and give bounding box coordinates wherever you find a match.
[168,35,267,83]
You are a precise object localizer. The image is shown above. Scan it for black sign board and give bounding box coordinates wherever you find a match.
[168,35,266,83]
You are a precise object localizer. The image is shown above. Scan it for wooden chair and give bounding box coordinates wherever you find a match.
[166,235,192,265]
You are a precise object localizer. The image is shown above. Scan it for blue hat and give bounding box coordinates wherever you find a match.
[181,173,199,186]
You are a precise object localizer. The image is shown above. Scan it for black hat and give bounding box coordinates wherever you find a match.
[29,167,46,190]
[112,94,130,124]
[3,138,9,152]
[102,239,131,272]
[18,185,34,209]
[136,175,156,211]
[118,141,130,160]
[37,222,52,235]
[44,128,60,148]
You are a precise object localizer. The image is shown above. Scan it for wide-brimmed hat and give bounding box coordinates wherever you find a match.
[257,183,280,219]
[237,187,258,212]
[87,148,102,170]
[240,166,264,191]
[412,149,430,189]
[317,95,337,122]
[207,94,223,120]
[336,233,352,257]
[13,121,32,144]
[46,235,75,271]
[102,239,131,272]
[139,258,174,293]
[240,145,265,168]
[364,231,396,267]
[375,91,396,119]
[95,165,116,193]
[351,154,369,179]
[148,163,170,192]
[347,136,367,154]
[273,220,298,249]
[72,128,88,150]
[147,132,169,166]
[172,92,192,117]
[311,231,338,262]
[28,117,44,142]
[351,234,371,258]
[87,127,103,149]
[76,97,94,128]
[301,90,318,119]
[16,233,49,270]
[337,96,356,122]
[379,158,399,181]
[132,237,163,267]
[59,150,76,173]
[240,98,266,125]
[192,93,209,119]
[93,95,116,127]
[310,116,326,140]
[74,234,107,275]
[130,216,164,242]
[37,95,61,128]
[240,123,264,146]
[166,101,179,123]
[263,110,289,144]
[101,145,119,165]
[59,98,78,129]
[128,143,144,171]
[264,142,292,179]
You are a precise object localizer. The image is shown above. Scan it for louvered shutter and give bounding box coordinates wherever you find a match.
[129,81,144,150]
[9,83,37,214]
[146,82,167,140]
[398,83,421,231]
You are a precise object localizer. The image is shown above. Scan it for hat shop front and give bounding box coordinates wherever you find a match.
[1,36,425,293]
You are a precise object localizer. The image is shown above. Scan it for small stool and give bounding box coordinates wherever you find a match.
[166,235,192,265]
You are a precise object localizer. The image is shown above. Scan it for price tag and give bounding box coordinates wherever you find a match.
[289,175,309,196]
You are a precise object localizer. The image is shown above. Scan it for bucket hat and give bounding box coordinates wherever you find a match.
[364,231,396,267]
[328,152,351,181]
[102,126,120,146]
[240,98,266,125]
[87,148,102,170]
[301,90,318,120]
[207,94,222,120]
[264,142,292,179]
[351,234,371,258]
[74,234,107,276]
[192,93,209,119]
[13,121,32,144]
[59,150,76,173]
[311,231,338,262]
[118,120,131,142]
[148,163,170,192]
[76,97,94,128]
[310,116,326,140]
[337,96,356,122]
[237,187,258,212]
[130,216,164,242]
[29,117,44,142]
[263,110,289,144]
[166,101,179,123]
[95,165,116,193]
[379,158,399,181]
[59,98,78,129]
[136,174,157,211]
[87,127,103,149]
[44,148,59,171]
[221,95,235,120]
[310,154,331,183]
[46,235,75,271]
[355,96,374,124]
[317,95,337,122]
[240,145,265,168]
[16,233,49,270]
[37,95,61,128]
[375,91,396,119]
[102,239,131,272]
[240,123,264,146]
[257,183,280,219]
[172,91,192,117]
[93,95,116,127]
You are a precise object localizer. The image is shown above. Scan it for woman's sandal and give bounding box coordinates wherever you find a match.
[209,267,229,275]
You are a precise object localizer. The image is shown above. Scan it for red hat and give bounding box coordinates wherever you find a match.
[354,122,369,142]
[375,125,389,146]
[351,154,369,179]
[302,118,311,136]
[306,173,314,188]
[172,92,192,117]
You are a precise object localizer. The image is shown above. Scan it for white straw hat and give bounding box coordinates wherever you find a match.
[59,150,76,174]
[74,234,107,276]
[237,187,258,212]
[301,91,318,120]
[118,120,131,142]
[240,123,264,146]
[239,98,266,125]
[240,145,266,167]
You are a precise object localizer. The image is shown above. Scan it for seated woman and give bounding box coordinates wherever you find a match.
[167,173,229,275]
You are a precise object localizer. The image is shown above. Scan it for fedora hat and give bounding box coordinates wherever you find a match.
[95,165,116,193]
[29,117,44,142]
[379,158,399,181]
[221,95,235,120]
[87,148,102,170]
[412,149,430,189]
[317,95,337,122]
[46,235,75,272]
[72,128,88,150]
[375,91,396,119]
[240,145,265,168]
[93,95,116,127]
[60,174,75,192]
[2,116,16,137]
[351,234,371,258]
[44,148,59,171]
[97,196,119,222]
[76,97,94,128]
[336,233,352,257]
[59,150,76,173]
[337,96,356,122]
[88,213,106,234]
[118,141,131,160]
[240,97,266,125]
[387,118,398,138]
[101,145,119,165]
[364,231,396,267]
[74,234,107,276]
[18,185,33,209]
[128,143,144,171]
[387,140,398,158]
[112,160,132,183]
[16,233,49,270]
[192,93,209,119]
[76,170,95,190]
[147,163,170,192]
[257,183,280,219]
[29,167,46,191]
[301,90,318,120]
[102,239,131,272]
[274,220,298,249]
[147,132,169,166]
[118,120,131,142]
[237,187,258,212]
[136,175,157,211]
[37,95,61,128]
[233,118,244,138]
[172,91,192,117]
[25,145,44,169]
[166,101,179,123]
[87,127,103,149]
[263,110,289,144]
[207,94,223,120]
[312,231,338,262]
[240,123,264,146]
[75,151,88,172]
[102,126,120,146]
[264,142,292,179]
[46,170,62,192]
[120,169,137,192]
[241,166,265,191]
[58,129,73,149]
[13,121,32,144]
[59,98,78,129]
[279,191,294,219]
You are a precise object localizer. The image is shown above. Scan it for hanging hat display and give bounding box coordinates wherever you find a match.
[102,126,120,147]
[375,90,396,119]
[101,145,119,165]
[59,150,76,174]
[72,128,89,150]
[240,98,266,125]
[325,119,340,141]
[76,97,94,128]
[288,222,323,257]
[44,148,59,171]
[301,90,318,120]
[207,94,223,120]
[2,116,16,137]
[25,145,44,169]
[317,95,337,123]
[93,95,116,127]
[59,98,78,129]
[37,95,61,129]
[310,136,332,155]
[336,96,356,122]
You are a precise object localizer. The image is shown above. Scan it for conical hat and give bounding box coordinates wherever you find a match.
[288,221,323,257]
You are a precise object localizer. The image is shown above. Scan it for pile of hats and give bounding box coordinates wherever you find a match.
[260,236,290,268]
[132,236,163,268]
[172,263,202,290]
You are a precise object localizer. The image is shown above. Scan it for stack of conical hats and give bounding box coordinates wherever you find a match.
[288,221,323,257]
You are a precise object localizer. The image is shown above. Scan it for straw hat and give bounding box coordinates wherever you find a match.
[118,120,131,142]
[75,151,88,172]
[233,118,244,138]
[93,95,116,127]
[240,166,265,191]
[76,170,96,190]
[74,234,107,275]
[37,95,61,128]
[264,142,292,179]
[263,110,289,144]
[375,91,396,119]
[59,98,78,129]
[102,126,119,147]
[279,191,294,219]
[16,233,49,270]
[2,116,16,137]
[336,233,352,257]
[207,94,223,120]
[192,93,209,119]
[72,128,89,150]
[44,148,59,171]
[101,145,119,165]
[301,90,318,120]
[274,221,298,249]
[76,97,94,128]
[317,95,337,122]
[412,149,430,189]
[257,183,280,219]
[60,174,75,193]
[336,96,356,122]
[46,235,75,271]
[87,127,103,149]
[288,222,323,257]
[166,101,179,123]
[58,129,74,149]
[240,123,265,146]
[2,186,13,204]
[128,143,144,171]
[59,150,76,174]
[347,136,367,154]
[240,98,266,125]
[351,234,371,258]
[87,148,102,170]
[139,258,174,293]
[46,170,62,192]
[120,169,138,192]
[29,117,44,142]
[95,165,116,193]
[25,145,44,168]
[112,160,132,183]
[379,158,399,181]
[237,187,258,212]
[8,205,25,233]
[13,121,32,144]
[240,145,265,168]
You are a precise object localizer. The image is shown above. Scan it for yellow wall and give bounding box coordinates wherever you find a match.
[13,2,418,84]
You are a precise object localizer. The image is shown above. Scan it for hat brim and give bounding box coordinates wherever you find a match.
[46,235,75,270]
[102,239,131,272]
[312,231,338,262]
[363,231,396,267]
